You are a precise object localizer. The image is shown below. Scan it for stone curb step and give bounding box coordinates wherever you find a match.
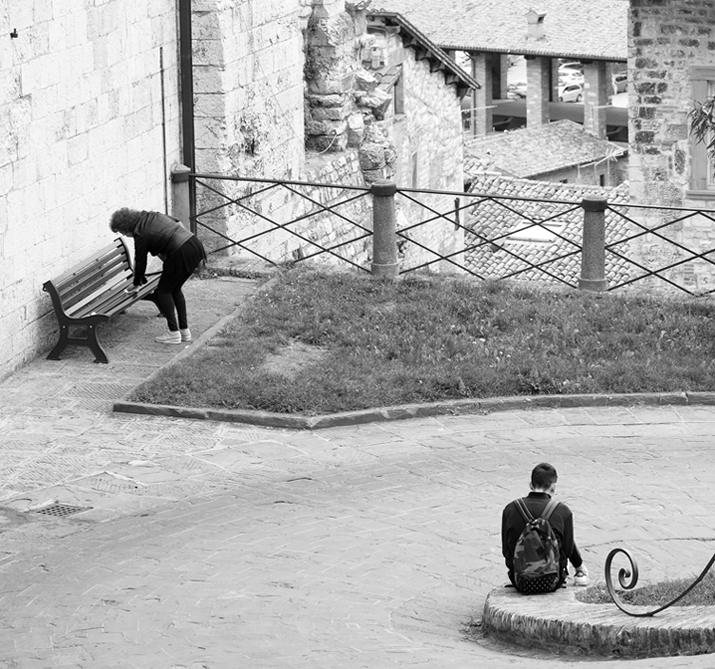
[482,586,715,659]
[113,391,715,429]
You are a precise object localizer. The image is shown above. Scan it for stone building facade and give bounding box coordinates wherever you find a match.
[0,0,473,380]
[195,1,474,273]
[629,0,715,293]
[0,0,182,380]
[365,12,471,272]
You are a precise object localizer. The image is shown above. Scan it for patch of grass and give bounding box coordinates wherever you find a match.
[576,572,715,607]
[130,267,715,415]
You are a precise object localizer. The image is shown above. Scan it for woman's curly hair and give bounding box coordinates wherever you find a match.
[109,208,142,235]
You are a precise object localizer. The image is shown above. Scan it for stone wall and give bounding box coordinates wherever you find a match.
[193,0,307,178]
[385,34,466,273]
[0,0,181,380]
[192,0,308,254]
[629,0,715,293]
[304,0,367,153]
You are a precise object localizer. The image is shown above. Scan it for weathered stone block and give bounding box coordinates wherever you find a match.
[309,106,349,122]
[306,77,351,96]
[347,112,365,147]
[305,93,348,108]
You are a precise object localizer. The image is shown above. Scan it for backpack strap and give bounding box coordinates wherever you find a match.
[540,498,560,522]
[514,497,559,523]
[514,498,534,523]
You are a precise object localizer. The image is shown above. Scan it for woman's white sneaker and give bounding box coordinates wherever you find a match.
[155,331,182,345]
[180,328,192,342]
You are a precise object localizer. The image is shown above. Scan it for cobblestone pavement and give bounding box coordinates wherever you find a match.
[1,275,715,667]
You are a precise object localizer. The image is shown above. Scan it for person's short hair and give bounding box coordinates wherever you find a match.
[110,208,141,235]
[531,462,558,489]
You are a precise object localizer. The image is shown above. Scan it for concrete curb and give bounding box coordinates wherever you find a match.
[113,391,715,430]
[482,586,715,659]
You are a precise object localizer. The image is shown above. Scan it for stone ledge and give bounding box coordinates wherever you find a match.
[114,391,715,429]
[482,585,715,659]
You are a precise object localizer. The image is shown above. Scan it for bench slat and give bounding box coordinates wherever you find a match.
[70,275,159,319]
[58,253,131,311]
[65,281,130,318]
[51,240,129,288]
[63,267,133,316]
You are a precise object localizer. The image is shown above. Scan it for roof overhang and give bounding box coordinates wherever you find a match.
[367,10,481,95]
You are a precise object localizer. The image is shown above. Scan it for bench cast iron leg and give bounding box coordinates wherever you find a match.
[46,325,69,361]
[87,324,109,364]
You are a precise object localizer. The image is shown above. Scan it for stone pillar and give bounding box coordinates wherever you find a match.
[583,61,608,138]
[526,56,550,127]
[579,198,608,292]
[304,0,367,152]
[471,52,493,137]
[550,58,560,102]
[469,53,478,135]
[371,180,399,279]
[171,164,192,232]
[494,54,509,99]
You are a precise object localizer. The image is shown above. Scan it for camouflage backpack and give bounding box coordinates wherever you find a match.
[512,498,561,594]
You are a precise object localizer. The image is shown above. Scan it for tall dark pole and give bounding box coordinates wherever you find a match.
[179,0,195,171]
[179,0,196,231]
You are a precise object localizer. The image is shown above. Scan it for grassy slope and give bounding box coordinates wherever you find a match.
[130,268,715,415]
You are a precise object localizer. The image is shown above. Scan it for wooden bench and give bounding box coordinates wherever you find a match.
[43,237,161,364]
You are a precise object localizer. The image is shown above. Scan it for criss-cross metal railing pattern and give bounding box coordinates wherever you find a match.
[188,172,715,296]
[192,173,373,272]
[394,186,715,295]
[605,202,715,296]
[395,186,591,288]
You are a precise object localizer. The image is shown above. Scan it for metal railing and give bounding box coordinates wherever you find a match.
[605,547,715,617]
[189,172,373,273]
[395,185,594,287]
[170,166,715,296]
[605,201,715,295]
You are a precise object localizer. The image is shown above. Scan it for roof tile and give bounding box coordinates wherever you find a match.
[464,120,627,179]
[371,0,627,61]
[464,173,632,286]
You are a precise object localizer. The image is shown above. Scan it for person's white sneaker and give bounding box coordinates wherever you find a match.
[180,328,192,342]
[574,567,590,587]
[155,330,182,345]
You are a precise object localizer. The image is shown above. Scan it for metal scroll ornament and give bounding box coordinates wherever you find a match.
[605,548,715,617]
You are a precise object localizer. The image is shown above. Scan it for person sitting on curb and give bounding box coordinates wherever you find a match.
[501,462,589,591]
[110,208,206,345]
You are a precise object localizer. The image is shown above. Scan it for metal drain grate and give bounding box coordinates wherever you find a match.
[32,503,91,517]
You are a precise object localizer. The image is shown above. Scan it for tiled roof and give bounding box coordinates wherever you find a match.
[464,121,627,179]
[464,173,632,286]
[371,0,628,61]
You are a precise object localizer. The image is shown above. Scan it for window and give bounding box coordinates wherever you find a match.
[393,71,404,115]
[689,67,715,196]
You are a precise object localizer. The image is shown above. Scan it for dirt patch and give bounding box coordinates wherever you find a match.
[262,340,327,379]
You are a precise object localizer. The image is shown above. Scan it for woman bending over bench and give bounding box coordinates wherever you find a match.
[110,208,206,345]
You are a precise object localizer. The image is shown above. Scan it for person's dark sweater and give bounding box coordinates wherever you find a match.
[132,211,193,285]
[501,491,583,582]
